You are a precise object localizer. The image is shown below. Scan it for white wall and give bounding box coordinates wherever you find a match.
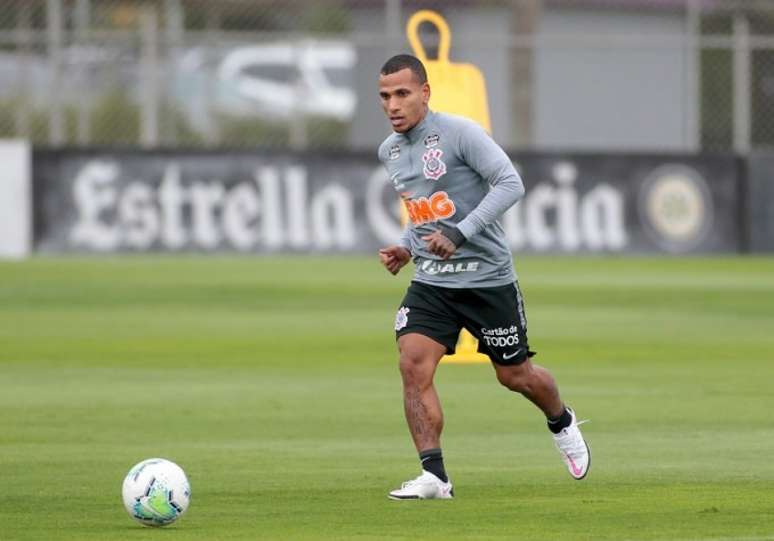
[535,8,698,151]
[0,140,32,259]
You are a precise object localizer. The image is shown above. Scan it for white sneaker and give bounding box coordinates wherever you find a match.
[552,407,591,480]
[388,470,454,500]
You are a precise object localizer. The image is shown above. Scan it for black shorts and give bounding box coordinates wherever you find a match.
[394,281,536,365]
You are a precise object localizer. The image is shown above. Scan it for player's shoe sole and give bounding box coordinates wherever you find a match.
[388,488,454,500]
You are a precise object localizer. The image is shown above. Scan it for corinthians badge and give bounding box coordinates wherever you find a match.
[422,148,447,181]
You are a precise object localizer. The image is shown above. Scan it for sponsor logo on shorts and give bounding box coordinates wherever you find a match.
[420,260,479,275]
[422,149,447,181]
[394,306,410,331]
[480,326,520,347]
[402,191,456,225]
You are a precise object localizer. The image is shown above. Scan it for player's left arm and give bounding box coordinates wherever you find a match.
[452,122,525,243]
[424,124,524,259]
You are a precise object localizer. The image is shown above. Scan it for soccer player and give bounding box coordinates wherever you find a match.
[377,54,590,500]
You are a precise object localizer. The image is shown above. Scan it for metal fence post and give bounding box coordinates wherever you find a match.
[204,3,221,147]
[511,0,540,149]
[684,0,700,151]
[75,0,92,145]
[733,11,751,154]
[385,0,402,54]
[164,0,185,144]
[140,5,160,148]
[47,0,65,146]
[289,41,308,151]
[15,2,32,139]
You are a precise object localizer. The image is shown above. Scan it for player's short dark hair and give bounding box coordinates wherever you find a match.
[380,54,427,84]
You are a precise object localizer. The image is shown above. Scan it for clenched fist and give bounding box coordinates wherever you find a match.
[378,246,411,275]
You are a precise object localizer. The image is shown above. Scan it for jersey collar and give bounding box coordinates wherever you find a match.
[402,109,435,144]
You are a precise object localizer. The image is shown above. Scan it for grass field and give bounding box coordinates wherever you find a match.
[1,255,773,541]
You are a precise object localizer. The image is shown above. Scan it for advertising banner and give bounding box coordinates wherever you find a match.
[32,149,741,254]
[503,153,740,254]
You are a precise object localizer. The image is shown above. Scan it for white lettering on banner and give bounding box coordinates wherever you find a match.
[191,182,225,248]
[285,166,309,248]
[524,184,555,250]
[555,162,581,251]
[66,157,632,253]
[502,160,628,252]
[582,185,627,250]
[120,182,159,249]
[222,184,260,250]
[70,161,121,250]
[159,165,188,248]
[255,167,283,249]
[68,160,355,251]
[310,185,355,249]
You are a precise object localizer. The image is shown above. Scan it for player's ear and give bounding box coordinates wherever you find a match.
[422,82,431,105]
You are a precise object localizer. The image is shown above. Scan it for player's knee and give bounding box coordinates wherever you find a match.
[398,351,421,377]
[398,351,431,384]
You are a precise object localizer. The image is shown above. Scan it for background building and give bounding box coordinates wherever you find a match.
[1,0,773,153]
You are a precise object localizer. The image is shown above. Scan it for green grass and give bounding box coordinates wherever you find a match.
[1,255,773,540]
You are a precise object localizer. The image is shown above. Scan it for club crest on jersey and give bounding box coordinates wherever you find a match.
[422,148,447,181]
[389,144,401,160]
[424,133,440,148]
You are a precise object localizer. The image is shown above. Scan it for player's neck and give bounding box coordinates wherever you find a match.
[403,108,432,140]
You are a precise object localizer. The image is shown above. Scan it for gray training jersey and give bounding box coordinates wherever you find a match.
[378,110,525,288]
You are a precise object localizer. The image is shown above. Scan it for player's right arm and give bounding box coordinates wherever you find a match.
[377,138,414,275]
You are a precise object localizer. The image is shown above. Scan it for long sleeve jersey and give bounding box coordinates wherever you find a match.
[378,110,525,288]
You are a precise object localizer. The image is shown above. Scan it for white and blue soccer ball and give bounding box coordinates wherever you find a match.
[121,458,191,527]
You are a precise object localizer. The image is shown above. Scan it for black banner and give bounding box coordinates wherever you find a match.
[747,153,774,253]
[503,153,740,254]
[32,149,742,254]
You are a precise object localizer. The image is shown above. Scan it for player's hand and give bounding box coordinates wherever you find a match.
[379,246,411,275]
[422,230,457,260]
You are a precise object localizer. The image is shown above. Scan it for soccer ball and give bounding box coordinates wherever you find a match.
[121,458,191,527]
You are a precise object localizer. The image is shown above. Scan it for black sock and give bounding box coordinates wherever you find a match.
[419,448,448,482]
[547,406,572,434]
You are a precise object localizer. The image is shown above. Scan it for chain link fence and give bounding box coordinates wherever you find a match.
[0,0,773,152]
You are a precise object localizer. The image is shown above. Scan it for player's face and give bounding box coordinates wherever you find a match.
[378,68,430,133]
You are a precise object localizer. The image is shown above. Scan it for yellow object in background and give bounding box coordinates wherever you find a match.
[406,10,493,364]
[406,10,492,134]
[440,330,491,364]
